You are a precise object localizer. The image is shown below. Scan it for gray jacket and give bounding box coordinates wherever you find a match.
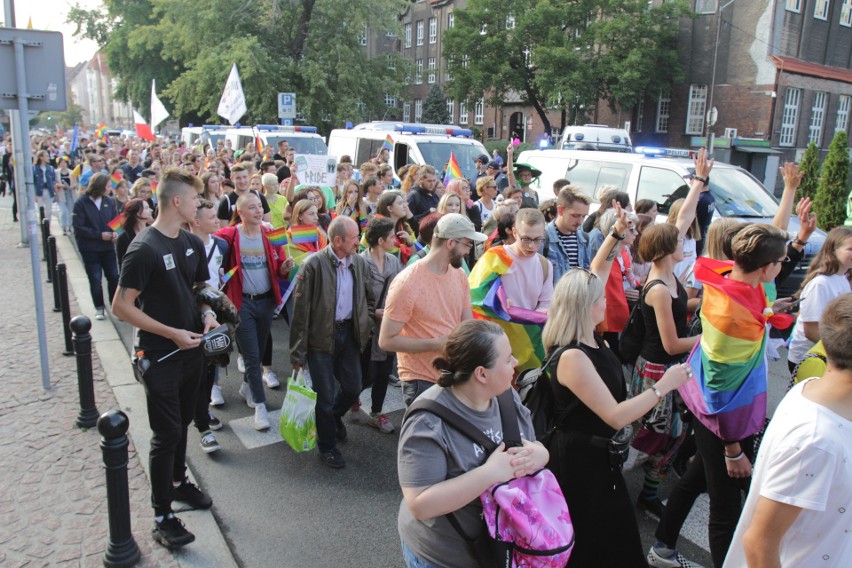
[360,250,403,361]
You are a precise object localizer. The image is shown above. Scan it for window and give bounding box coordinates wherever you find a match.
[564,159,634,201]
[358,27,368,46]
[635,97,644,133]
[427,58,436,83]
[506,15,516,29]
[416,21,424,46]
[637,166,690,215]
[843,0,852,26]
[785,0,802,13]
[837,95,851,132]
[474,98,484,125]
[404,24,412,48]
[448,12,454,29]
[462,55,469,69]
[779,87,801,147]
[429,17,437,44]
[384,94,396,107]
[685,84,708,135]
[459,102,468,125]
[695,0,717,14]
[656,89,671,133]
[814,0,830,19]
[414,99,422,123]
[447,99,455,122]
[809,92,828,146]
[415,59,423,84]
[403,102,411,122]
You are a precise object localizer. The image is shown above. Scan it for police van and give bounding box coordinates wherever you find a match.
[559,124,632,152]
[180,125,229,149]
[327,122,488,181]
[517,146,825,296]
[224,125,328,155]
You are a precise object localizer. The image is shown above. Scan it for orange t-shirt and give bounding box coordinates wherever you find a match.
[384,261,472,383]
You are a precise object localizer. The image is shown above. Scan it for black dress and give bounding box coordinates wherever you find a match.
[547,335,648,567]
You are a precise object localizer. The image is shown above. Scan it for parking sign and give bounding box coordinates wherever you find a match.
[278,92,296,120]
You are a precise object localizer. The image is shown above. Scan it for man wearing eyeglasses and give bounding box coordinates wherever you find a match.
[79,154,109,190]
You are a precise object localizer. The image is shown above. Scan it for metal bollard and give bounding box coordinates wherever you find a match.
[39,205,45,223]
[41,217,50,261]
[98,410,141,568]
[47,235,57,290]
[71,316,100,428]
[58,264,75,356]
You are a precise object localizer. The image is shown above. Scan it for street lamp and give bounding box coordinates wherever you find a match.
[707,0,737,156]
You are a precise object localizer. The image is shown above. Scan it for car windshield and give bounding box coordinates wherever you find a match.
[266,136,328,155]
[417,141,487,181]
[692,167,779,218]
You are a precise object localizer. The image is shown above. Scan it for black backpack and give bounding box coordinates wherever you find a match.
[516,346,569,440]
[619,279,665,365]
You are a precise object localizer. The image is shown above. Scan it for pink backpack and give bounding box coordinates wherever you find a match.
[406,391,574,567]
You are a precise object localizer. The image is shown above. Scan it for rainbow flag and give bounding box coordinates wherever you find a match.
[267,227,288,247]
[111,170,123,189]
[94,122,107,139]
[255,135,263,154]
[150,180,158,195]
[443,152,463,185]
[679,258,793,441]
[107,213,123,235]
[220,266,238,289]
[469,246,547,375]
[290,225,319,244]
[383,134,393,151]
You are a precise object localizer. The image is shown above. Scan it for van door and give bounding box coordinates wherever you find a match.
[564,159,632,201]
[393,143,413,173]
[635,166,690,215]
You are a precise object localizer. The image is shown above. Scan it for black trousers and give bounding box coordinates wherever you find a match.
[140,351,203,515]
[194,360,216,433]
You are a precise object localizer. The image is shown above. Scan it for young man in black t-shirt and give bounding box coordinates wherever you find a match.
[113,168,220,549]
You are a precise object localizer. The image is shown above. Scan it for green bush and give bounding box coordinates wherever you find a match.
[814,130,850,231]
[796,141,820,203]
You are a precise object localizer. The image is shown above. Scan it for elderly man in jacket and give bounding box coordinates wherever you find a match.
[290,215,376,469]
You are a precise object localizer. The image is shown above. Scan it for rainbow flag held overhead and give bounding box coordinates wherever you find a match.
[107,213,123,235]
[266,227,288,247]
[111,170,123,189]
[289,225,319,244]
[679,257,793,441]
[469,246,547,375]
[443,152,463,186]
[255,135,263,154]
[383,134,394,151]
[219,266,238,289]
[94,122,107,139]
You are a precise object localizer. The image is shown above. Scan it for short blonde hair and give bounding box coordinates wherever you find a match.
[542,269,604,353]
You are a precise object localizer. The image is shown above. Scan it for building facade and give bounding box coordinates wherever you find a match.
[67,51,134,130]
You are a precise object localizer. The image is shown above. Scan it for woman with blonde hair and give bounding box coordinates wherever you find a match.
[445,178,482,231]
[335,179,369,230]
[436,192,462,215]
[473,175,498,228]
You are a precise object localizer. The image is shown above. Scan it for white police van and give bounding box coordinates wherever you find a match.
[224,125,328,155]
[559,124,632,152]
[328,122,488,181]
[180,125,229,149]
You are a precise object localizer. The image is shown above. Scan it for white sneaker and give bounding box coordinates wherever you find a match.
[237,355,245,373]
[254,403,270,431]
[210,384,225,406]
[262,369,280,388]
[238,382,256,409]
[347,401,369,424]
[200,433,221,453]
[647,547,702,568]
[95,308,106,320]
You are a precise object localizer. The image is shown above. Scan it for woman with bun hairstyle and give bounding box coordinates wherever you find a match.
[397,319,549,568]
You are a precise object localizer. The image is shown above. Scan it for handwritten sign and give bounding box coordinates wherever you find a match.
[295,154,337,187]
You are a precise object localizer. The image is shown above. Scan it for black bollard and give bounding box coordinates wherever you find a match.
[39,205,45,223]
[98,410,141,568]
[47,235,56,287]
[41,217,50,262]
[58,264,75,356]
[71,316,100,428]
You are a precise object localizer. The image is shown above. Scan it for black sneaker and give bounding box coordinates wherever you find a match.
[208,413,223,431]
[637,495,665,519]
[173,478,212,510]
[335,416,347,442]
[152,514,195,549]
[319,448,346,469]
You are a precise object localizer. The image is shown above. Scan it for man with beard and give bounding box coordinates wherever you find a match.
[379,214,486,406]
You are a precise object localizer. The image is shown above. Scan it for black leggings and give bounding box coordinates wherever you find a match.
[262,332,272,367]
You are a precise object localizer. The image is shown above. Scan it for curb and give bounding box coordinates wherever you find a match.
[53,220,239,568]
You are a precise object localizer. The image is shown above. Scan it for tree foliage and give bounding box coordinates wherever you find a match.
[422,85,450,124]
[443,0,690,134]
[796,141,821,203]
[814,130,850,230]
[68,0,409,132]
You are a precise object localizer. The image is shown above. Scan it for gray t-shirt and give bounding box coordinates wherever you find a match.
[238,228,271,295]
[397,385,535,568]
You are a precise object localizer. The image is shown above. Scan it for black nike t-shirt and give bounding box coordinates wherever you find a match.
[119,227,209,353]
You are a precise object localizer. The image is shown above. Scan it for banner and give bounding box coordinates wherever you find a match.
[294,154,338,187]
[217,64,247,125]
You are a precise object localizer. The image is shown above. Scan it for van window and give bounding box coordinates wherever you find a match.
[394,143,412,172]
[356,139,384,165]
[264,136,328,155]
[636,166,690,215]
[564,159,632,198]
[236,135,253,152]
[417,141,484,181]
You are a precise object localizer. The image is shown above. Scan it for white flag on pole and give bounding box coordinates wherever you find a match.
[217,64,247,125]
[150,80,169,129]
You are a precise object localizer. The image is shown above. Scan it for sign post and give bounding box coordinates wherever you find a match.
[278,92,296,126]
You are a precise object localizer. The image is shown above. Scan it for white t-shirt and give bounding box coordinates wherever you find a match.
[788,274,852,364]
[723,380,852,568]
[673,236,696,282]
[203,238,224,289]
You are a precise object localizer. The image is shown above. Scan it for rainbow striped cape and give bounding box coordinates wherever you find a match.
[469,246,547,374]
[680,258,793,441]
[285,225,328,280]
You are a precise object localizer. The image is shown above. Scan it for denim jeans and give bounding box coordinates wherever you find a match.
[401,541,442,568]
[80,248,119,309]
[234,296,274,405]
[402,379,435,407]
[306,321,362,453]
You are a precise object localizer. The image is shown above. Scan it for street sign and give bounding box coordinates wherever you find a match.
[278,92,296,120]
[0,29,66,111]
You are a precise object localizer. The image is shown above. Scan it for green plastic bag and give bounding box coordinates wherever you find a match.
[279,369,317,452]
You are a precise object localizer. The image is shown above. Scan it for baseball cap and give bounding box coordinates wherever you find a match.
[486,160,502,170]
[434,213,487,243]
[475,154,490,165]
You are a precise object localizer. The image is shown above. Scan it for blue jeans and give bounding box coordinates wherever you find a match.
[306,321,362,453]
[80,248,119,309]
[401,541,442,568]
[234,296,274,405]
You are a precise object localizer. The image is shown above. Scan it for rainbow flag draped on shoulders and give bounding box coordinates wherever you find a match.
[680,257,793,441]
[469,246,547,375]
[285,224,328,280]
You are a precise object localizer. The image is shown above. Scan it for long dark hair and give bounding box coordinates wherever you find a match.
[121,198,147,234]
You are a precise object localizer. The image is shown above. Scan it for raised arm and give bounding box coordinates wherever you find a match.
[505,144,516,189]
[772,162,804,230]
[589,202,632,283]
[676,148,714,238]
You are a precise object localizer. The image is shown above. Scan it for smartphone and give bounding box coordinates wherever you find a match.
[785,297,806,311]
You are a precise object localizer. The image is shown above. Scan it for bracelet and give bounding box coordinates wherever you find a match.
[651,386,663,399]
[693,175,709,186]
[610,229,625,241]
[793,235,808,246]
[202,309,217,320]
[724,451,745,461]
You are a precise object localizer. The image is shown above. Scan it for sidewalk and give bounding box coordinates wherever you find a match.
[0,199,234,567]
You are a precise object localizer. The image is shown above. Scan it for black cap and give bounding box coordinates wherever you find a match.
[476,154,490,165]
[486,160,502,170]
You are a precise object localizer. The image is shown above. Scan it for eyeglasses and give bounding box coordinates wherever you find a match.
[453,238,474,251]
[487,184,497,189]
[519,237,545,246]
[763,256,791,267]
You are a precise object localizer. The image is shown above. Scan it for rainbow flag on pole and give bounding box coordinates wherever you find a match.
[469,246,547,375]
[679,258,793,441]
[266,227,288,247]
[110,170,123,189]
[383,134,394,151]
[443,152,463,186]
[289,225,319,244]
[94,122,107,139]
[219,266,238,289]
[107,213,123,235]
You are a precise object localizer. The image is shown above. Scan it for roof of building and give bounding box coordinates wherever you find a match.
[771,55,852,85]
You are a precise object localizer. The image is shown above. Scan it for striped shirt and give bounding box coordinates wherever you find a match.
[556,228,580,268]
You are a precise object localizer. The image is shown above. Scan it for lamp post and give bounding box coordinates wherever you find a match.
[707,0,737,157]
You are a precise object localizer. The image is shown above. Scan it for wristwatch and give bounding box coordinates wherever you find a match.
[793,235,808,246]
[610,229,625,241]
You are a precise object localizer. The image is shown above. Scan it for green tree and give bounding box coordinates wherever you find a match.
[34,104,86,131]
[796,141,821,203]
[443,0,690,134]
[422,85,449,124]
[814,130,850,230]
